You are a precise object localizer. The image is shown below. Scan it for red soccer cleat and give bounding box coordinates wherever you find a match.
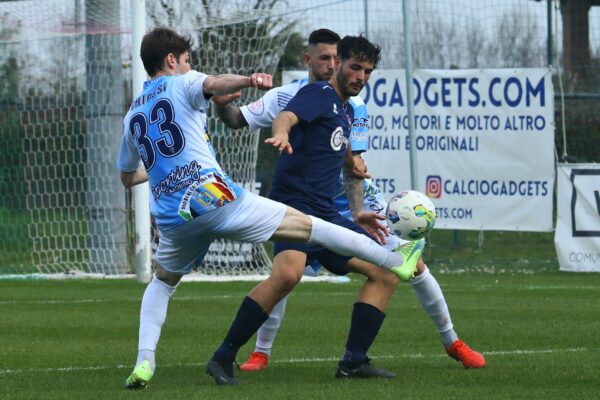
[446,340,486,369]
[239,351,269,371]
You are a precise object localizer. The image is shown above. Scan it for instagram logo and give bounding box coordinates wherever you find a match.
[426,175,442,198]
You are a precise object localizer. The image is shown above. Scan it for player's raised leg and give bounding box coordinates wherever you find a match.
[278,207,422,276]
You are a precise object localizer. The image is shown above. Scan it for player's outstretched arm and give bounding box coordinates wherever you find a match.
[266,111,298,154]
[203,73,272,96]
[212,94,249,129]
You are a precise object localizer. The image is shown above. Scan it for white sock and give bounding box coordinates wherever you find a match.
[255,295,288,356]
[308,216,403,269]
[410,266,458,348]
[136,275,178,371]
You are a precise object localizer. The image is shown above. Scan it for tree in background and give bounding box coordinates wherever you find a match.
[487,7,545,68]
[0,13,23,211]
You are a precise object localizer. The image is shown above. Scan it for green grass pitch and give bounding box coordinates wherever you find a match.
[1,272,600,399]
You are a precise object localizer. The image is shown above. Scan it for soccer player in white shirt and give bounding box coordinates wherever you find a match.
[214,29,485,374]
[118,27,423,389]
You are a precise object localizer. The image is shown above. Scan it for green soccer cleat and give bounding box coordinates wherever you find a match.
[391,238,425,282]
[125,360,154,389]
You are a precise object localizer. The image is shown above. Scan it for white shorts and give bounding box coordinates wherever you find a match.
[156,191,287,274]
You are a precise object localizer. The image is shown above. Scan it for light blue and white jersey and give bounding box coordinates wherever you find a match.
[348,96,369,152]
[240,78,309,129]
[117,71,243,230]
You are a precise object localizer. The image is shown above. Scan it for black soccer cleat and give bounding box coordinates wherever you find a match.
[335,359,396,379]
[206,359,241,386]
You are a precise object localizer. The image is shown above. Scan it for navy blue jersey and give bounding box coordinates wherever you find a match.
[269,81,354,218]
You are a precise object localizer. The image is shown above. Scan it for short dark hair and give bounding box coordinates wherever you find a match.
[140,27,193,76]
[337,35,381,69]
[308,28,340,47]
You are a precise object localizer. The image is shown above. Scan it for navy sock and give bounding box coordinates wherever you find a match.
[212,296,269,362]
[341,302,385,368]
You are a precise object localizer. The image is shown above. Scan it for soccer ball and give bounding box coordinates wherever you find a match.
[386,190,436,241]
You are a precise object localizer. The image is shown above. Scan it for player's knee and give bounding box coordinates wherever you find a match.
[274,270,302,292]
[154,265,183,287]
[368,267,399,288]
[269,265,302,294]
[384,270,400,288]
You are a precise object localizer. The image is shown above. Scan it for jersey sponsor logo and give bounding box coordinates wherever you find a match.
[151,160,202,201]
[178,180,202,221]
[353,117,369,129]
[247,98,265,115]
[178,171,238,220]
[330,127,348,151]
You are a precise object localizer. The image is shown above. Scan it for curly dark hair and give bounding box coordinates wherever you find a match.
[337,35,381,69]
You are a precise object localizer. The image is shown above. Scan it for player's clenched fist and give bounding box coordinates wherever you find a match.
[250,73,272,90]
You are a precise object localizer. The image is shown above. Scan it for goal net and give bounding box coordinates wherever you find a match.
[0,0,293,277]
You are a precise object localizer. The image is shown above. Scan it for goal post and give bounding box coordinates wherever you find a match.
[0,0,294,278]
[130,0,152,283]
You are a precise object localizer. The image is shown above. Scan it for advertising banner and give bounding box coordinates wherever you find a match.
[284,68,555,231]
[555,164,600,272]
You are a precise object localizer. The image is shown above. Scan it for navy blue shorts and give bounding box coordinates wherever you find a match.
[273,213,371,276]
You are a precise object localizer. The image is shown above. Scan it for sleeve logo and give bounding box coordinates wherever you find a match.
[247,98,264,115]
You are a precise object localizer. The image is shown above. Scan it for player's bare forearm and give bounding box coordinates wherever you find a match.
[343,171,365,217]
[349,153,370,179]
[204,73,272,95]
[343,149,365,215]
[345,152,389,243]
[120,166,148,188]
[266,111,298,154]
[215,103,248,129]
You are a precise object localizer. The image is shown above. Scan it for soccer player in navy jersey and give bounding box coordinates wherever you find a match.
[206,34,425,386]
[213,29,485,375]
[118,27,423,390]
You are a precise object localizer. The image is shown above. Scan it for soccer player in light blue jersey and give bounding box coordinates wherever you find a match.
[214,29,485,376]
[118,27,423,390]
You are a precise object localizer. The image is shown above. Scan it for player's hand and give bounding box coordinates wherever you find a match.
[265,133,293,154]
[353,211,389,244]
[351,155,371,179]
[250,73,273,90]
[212,92,242,106]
